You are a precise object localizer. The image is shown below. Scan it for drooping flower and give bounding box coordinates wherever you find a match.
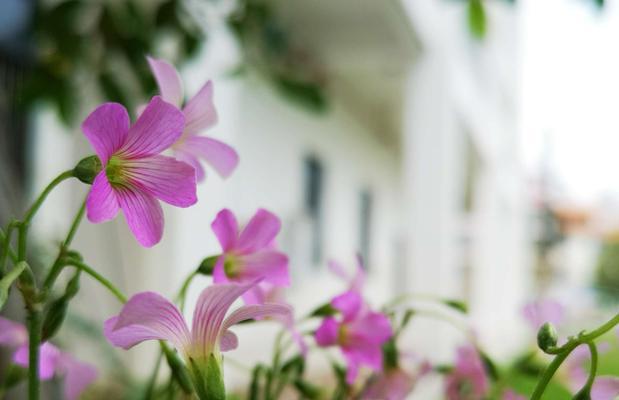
[147,56,239,181]
[83,96,197,247]
[315,291,393,384]
[211,208,290,290]
[521,298,565,331]
[565,343,619,400]
[444,345,489,400]
[0,317,97,400]
[104,280,291,398]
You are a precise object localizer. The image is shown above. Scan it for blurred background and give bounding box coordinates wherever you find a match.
[1,0,619,398]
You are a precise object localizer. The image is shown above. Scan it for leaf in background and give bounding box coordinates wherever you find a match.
[274,76,327,113]
[443,299,468,314]
[468,0,486,40]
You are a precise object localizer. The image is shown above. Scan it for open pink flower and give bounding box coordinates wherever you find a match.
[147,56,239,181]
[315,291,392,384]
[83,95,197,247]
[104,280,291,373]
[211,209,290,289]
[0,317,97,400]
[444,345,489,400]
[502,389,526,400]
[521,299,565,331]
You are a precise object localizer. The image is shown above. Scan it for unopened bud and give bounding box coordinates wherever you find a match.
[73,156,102,184]
[42,297,68,341]
[537,322,558,352]
[197,255,219,275]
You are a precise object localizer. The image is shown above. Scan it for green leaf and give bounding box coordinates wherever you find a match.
[479,349,500,381]
[468,0,486,40]
[274,76,328,113]
[294,379,322,399]
[310,303,337,317]
[442,299,468,314]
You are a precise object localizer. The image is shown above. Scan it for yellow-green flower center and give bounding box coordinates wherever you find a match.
[105,155,130,187]
[223,255,241,278]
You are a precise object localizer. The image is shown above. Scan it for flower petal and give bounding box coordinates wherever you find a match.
[175,149,206,182]
[343,345,382,383]
[237,250,290,286]
[522,299,564,331]
[191,281,258,358]
[116,187,164,247]
[57,355,98,400]
[13,342,61,380]
[104,292,190,354]
[592,376,619,400]
[220,330,239,352]
[347,311,393,345]
[315,317,339,347]
[124,155,197,207]
[121,96,185,158]
[86,172,120,223]
[237,209,281,253]
[0,317,27,347]
[175,136,239,179]
[147,56,184,108]
[81,102,130,164]
[331,291,363,322]
[211,209,239,252]
[222,303,292,332]
[183,80,218,135]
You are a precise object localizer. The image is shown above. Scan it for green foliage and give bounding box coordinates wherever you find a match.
[228,0,328,113]
[21,0,202,125]
[468,0,487,40]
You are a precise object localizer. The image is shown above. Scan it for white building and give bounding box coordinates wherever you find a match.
[28,0,531,397]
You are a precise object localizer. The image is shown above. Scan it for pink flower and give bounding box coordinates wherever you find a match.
[211,209,290,290]
[361,368,417,400]
[0,317,97,400]
[521,299,565,331]
[565,344,619,400]
[147,56,239,181]
[104,280,291,384]
[328,255,366,293]
[444,345,489,400]
[502,389,526,400]
[315,291,393,384]
[83,96,197,247]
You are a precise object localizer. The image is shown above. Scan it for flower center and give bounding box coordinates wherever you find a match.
[223,255,241,278]
[105,155,130,187]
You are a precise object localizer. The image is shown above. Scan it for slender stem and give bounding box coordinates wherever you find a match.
[22,170,74,225]
[584,342,598,391]
[0,228,18,266]
[62,259,127,303]
[176,271,197,312]
[530,310,619,400]
[27,310,42,400]
[42,200,87,293]
[143,351,164,400]
[63,200,86,248]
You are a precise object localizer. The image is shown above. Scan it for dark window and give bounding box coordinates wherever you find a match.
[304,156,323,265]
[359,189,372,270]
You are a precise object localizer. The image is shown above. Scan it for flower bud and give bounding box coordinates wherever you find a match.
[73,155,102,185]
[188,354,225,400]
[197,255,219,275]
[537,322,558,352]
[162,345,193,394]
[42,271,81,341]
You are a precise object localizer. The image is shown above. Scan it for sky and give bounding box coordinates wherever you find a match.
[520,0,619,205]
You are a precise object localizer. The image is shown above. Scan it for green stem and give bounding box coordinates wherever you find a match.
[143,351,164,400]
[22,170,74,225]
[584,342,598,391]
[530,310,619,400]
[27,310,42,400]
[42,200,87,294]
[61,259,127,304]
[176,271,197,312]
